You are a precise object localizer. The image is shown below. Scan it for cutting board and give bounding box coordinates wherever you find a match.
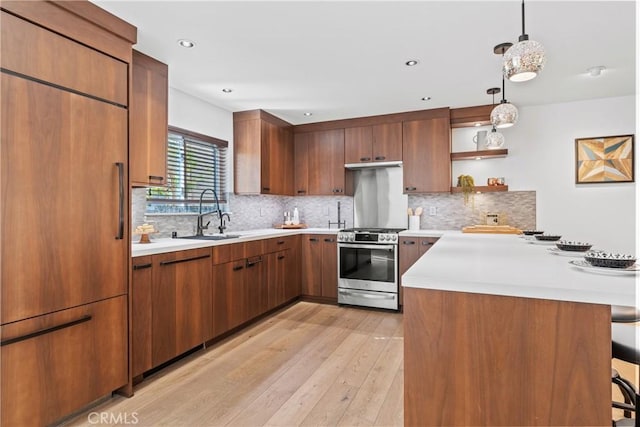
[462,225,522,234]
[273,223,307,229]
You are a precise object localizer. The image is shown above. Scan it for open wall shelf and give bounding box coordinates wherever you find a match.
[450,185,509,194]
[451,149,508,161]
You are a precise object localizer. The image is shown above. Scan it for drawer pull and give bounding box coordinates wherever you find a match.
[133,263,152,270]
[324,238,335,243]
[246,257,263,267]
[297,190,307,194]
[405,186,417,191]
[403,241,416,245]
[374,156,386,161]
[309,238,319,242]
[0,315,92,347]
[421,241,434,246]
[160,254,211,266]
[277,240,285,245]
[277,255,285,260]
[262,187,270,191]
[233,265,244,271]
[149,175,164,181]
[359,157,371,162]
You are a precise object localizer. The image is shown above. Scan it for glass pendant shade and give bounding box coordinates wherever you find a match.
[503,38,546,82]
[490,101,518,128]
[485,128,505,149]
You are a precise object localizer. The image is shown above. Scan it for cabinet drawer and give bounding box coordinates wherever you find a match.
[1,12,128,106]
[0,296,127,427]
[264,235,296,253]
[212,242,245,265]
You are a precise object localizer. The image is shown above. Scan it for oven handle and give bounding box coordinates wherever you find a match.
[339,290,396,300]
[338,243,396,251]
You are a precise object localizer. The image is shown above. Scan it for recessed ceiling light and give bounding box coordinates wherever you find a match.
[587,65,606,77]
[303,112,313,117]
[406,60,419,66]
[222,88,233,93]
[178,39,195,48]
[421,96,431,101]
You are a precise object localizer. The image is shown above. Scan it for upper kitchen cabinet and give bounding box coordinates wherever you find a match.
[344,122,402,165]
[130,50,169,187]
[402,108,451,193]
[296,129,347,195]
[233,109,294,196]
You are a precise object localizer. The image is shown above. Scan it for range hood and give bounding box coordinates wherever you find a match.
[344,160,402,169]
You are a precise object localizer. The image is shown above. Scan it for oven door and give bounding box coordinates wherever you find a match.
[338,243,397,293]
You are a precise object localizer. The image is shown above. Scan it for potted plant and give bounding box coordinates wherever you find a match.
[457,174,475,205]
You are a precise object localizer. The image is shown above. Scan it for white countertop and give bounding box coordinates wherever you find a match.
[131,228,338,257]
[402,233,637,306]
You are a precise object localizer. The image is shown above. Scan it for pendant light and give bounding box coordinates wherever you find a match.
[491,43,518,129]
[503,0,546,82]
[485,87,505,149]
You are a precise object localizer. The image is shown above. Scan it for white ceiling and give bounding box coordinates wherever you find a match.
[95,0,636,125]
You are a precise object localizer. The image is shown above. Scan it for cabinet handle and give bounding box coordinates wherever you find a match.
[233,265,244,271]
[309,238,319,242]
[160,254,211,266]
[277,255,285,260]
[359,157,371,162]
[0,315,92,347]
[277,240,285,245]
[405,186,417,191]
[402,240,416,245]
[149,175,164,181]
[421,241,434,246]
[297,190,307,194]
[332,189,343,194]
[262,187,270,191]
[246,257,263,267]
[324,238,336,243]
[115,162,124,240]
[133,263,152,270]
[374,156,386,161]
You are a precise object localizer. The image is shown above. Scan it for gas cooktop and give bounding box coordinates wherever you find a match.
[337,228,406,244]
[341,228,406,234]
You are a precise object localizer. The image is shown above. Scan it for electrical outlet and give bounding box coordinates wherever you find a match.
[429,206,437,216]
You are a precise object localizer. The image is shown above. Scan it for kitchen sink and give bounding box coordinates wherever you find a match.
[179,234,240,241]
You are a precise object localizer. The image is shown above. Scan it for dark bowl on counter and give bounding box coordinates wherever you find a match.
[535,234,562,242]
[555,240,592,252]
[522,230,544,236]
[584,251,636,269]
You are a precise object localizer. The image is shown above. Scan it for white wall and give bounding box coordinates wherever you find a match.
[453,96,636,253]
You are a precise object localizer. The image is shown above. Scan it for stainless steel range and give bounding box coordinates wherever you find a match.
[337,228,403,311]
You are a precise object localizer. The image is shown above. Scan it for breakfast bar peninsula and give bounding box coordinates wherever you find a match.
[401,232,636,426]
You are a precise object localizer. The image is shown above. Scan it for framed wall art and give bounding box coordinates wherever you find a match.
[575,134,634,183]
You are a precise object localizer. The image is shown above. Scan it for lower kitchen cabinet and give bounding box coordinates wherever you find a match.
[132,256,153,377]
[267,248,299,308]
[398,236,439,305]
[1,296,127,427]
[301,234,338,300]
[213,258,248,332]
[151,248,212,367]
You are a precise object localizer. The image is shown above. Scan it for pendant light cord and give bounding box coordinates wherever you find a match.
[521,0,526,36]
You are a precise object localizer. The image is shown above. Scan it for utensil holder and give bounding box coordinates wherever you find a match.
[409,216,420,230]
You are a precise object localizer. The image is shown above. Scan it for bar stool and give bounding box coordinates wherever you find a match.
[611,320,639,427]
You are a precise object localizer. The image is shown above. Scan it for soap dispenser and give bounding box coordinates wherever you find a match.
[292,207,300,225]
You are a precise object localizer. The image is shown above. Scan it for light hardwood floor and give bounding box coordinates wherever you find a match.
[65,302,404,427]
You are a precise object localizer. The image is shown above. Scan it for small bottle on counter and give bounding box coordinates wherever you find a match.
[292,207,300,225]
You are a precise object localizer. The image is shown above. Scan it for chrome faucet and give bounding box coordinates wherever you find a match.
[196,188,230,235]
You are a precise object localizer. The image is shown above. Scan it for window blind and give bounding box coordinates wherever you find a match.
[147,126,228,210]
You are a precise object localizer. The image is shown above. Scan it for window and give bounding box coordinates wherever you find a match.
[147,126,228,213]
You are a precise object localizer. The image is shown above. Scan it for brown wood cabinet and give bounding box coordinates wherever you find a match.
[130,50,168,187]
[131,256,153,378]
[398,236,439,305]
[151,248,212,367]
[402,109,451,193]
[301,234,338,300]
[295,130,347,195]
[233,110,294,195]
[1,296,127,427]
[344,122,402,164]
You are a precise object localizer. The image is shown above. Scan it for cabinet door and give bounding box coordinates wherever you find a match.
[308,129,345,195]
[1,73,128,324]
[261,122,294,196]
[372,122,402,162]
[130,50,168,187]
[419,237,439,255]
[213,259,245,335]
[283,246,301,302]
[246,255,267,319]
[301,236,323,296]
[294,132,311,196]
[345,126,373,164]
[267,251,287,308]
[132,256,153,377]
[321,236,338,299]
[152,248,212,367]
[1,296,127,427]
[399,237,422,305]
[402,117,451,193]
